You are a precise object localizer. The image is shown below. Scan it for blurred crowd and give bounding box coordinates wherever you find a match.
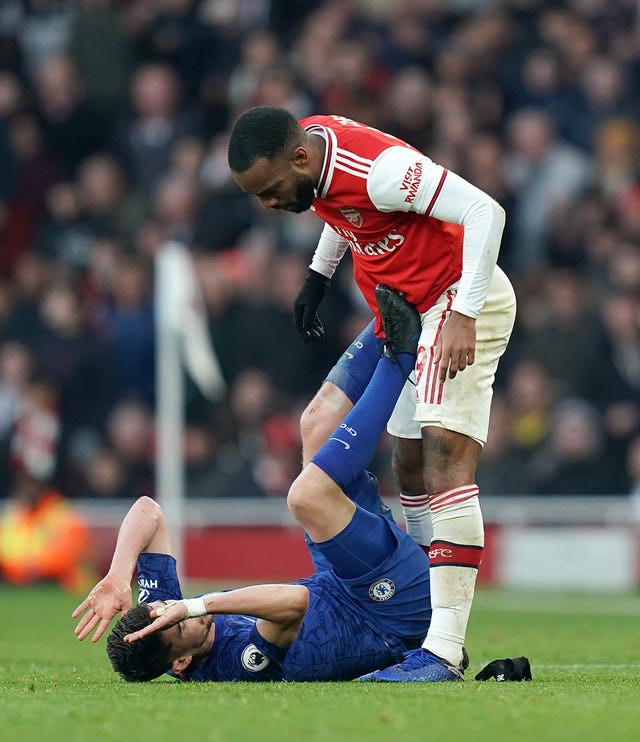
[0,0,639,512]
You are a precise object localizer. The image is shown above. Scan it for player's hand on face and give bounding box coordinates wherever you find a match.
[123,600,187,643]
[72,575,133,642]
[434,311,476,383]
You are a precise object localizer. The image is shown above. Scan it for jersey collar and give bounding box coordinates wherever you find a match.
[305,123,336,199]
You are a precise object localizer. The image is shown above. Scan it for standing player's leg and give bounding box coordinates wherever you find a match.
[393,431,433,555]
[365,266,517,682]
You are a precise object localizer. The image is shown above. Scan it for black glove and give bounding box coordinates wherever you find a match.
[474,656,532,682]
[293,269,330,343]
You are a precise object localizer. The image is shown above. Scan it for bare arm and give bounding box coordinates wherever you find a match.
[72,497,171,642]
[125,583,310,649]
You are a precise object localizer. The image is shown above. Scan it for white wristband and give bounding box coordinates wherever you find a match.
[183,596,207,617]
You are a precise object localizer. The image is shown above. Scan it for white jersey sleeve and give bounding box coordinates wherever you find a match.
[367,146,505,318]
[309,222,349,279]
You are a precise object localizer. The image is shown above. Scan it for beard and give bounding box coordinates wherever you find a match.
[288,173,316,213]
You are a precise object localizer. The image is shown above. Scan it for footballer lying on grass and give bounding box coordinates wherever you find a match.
[73,288,438,682]
[73,289,529,683]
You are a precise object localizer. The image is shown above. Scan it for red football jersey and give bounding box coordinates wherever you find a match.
[300,114,464,335]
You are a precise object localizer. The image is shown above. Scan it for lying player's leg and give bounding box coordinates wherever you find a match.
[288,349,416,549]
[288,286,421,568]
[299,319,380,466]
[299,318,391,572]
[303,468,394,573]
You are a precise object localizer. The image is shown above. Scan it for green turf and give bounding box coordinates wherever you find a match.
[1,585,639,741]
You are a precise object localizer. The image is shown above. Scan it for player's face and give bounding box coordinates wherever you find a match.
[148,600,213,658]
[233,155,316,213]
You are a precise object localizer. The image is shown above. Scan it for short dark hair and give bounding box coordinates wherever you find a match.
[106,604,172,682]
[228,106,303,173]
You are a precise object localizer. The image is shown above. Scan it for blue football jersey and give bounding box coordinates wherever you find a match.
[135,522,430,682]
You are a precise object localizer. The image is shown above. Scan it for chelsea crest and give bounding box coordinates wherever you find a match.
[369,578,396,602]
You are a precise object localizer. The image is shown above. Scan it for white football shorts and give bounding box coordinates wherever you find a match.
[387,265,517,445]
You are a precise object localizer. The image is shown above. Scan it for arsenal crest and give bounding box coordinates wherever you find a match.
[339,207,363,228]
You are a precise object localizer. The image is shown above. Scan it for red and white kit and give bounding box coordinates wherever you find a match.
[301,114,516,443]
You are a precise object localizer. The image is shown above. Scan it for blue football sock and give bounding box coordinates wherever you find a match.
[314,505,397,579]
[311,352,414,490]
[324,319,382,405]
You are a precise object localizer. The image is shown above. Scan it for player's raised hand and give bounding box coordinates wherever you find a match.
[434,311,476,383]
[123,600,187,643]
[72,575,132,643]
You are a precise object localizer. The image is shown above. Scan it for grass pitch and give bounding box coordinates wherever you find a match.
[1,585,639,741]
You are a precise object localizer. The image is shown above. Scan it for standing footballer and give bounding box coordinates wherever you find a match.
[227,107,516,681]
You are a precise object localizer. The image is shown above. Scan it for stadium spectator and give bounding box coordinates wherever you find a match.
[34,279,120,478]
[505,47,572,135]
[15,0,75,79]
[0,340,32,440]
[0,474,94,591]
[592,119,640,203]
[94,253,155,404]
[0,340,33,494]
[514,269,601,399]
[566,55,637,153]
[101,396,154,500]
[4,251,51,347]
[504,107,592,272]
[33,52,105,177]
[152,170,201,245]
[227,29,283,113]
[587,291,640,482]
[195,133,261,252]
[475,393,533,497]
[80,445,131,500]
[65,392,154,500]
[186,368,284,500]
[0,370,95,591]
[67,0,136,120]
[136,0,227,105]
[36,180,96,269]
[382,65,434,151]
[112,62,202,193]
[3,112,60,272]
[503,358,554,458]
[586,291,640,417]
[531,398,623,496]
[74,154,149,244]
